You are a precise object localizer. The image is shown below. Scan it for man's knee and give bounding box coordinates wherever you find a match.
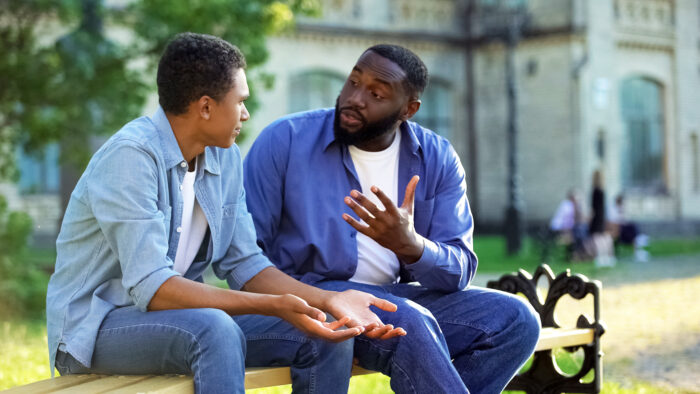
[502,294,541,350]
[190,308,246,355]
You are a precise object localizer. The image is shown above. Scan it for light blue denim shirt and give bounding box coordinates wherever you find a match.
[46,107,272,374]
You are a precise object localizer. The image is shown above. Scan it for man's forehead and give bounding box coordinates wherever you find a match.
[353,51,406,85]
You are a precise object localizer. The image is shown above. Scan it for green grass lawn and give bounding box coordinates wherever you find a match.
[0,319,683,393]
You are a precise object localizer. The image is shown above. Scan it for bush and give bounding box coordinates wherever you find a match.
[0,195,43,318]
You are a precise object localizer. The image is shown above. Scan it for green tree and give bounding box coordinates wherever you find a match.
[0,0,319,316]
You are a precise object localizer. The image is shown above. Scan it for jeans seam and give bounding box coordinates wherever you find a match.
[390,358,417,394]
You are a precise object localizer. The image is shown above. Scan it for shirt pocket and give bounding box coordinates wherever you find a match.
[413,198,435,236]
[215,203,240,259]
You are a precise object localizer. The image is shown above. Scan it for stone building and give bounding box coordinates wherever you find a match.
[7,0,700,243]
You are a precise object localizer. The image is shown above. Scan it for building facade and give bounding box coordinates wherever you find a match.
[7,0,700,243]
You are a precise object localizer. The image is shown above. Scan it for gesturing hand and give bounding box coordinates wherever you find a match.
[325,289,406,340]
[273,294,362,342]
[343,175,425,263]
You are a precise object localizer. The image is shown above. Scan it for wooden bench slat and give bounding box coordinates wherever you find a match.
[108,375,193,394]
[49,375,152,393]
[535,327,594,351]
[2,374,103,393]
[3,327,596,393]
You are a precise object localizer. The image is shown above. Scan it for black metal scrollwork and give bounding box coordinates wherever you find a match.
[487,264,606,394]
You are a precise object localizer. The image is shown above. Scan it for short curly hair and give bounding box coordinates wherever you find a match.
[157,32,246,115]
[364,44,428,98]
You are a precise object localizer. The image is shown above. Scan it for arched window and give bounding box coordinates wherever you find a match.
[412,79,452,139]
[289,70,345,113]
[620,77,665,192]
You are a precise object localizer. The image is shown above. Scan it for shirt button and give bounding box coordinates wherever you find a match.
[176,226,182,233]
[180,161,187,168]
[179,184,183,191]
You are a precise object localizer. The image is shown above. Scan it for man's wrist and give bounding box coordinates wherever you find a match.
[396,235,426,264]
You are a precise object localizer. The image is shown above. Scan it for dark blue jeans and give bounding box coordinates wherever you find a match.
[55,306,354,394]
[315,281,541,394]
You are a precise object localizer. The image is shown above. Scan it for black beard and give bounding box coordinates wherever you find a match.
[333,98,401,146]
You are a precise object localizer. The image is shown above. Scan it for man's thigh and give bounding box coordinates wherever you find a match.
[233,313,349,368]
[65,306,245,375]
[316,281,531,354]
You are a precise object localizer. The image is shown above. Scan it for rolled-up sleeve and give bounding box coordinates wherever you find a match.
[86,142,179,311]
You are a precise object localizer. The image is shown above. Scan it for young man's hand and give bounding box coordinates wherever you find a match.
[272,294,362,342]
[324,290,406,340]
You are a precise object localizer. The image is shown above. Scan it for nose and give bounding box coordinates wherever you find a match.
[345,86,365,109]
[241,103,250,122]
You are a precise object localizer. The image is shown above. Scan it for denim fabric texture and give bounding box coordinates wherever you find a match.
[55,305,355,394]
[243,109,542,393]
[46,107,273,378]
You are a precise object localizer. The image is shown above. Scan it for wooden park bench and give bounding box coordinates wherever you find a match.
[4,264,605,394]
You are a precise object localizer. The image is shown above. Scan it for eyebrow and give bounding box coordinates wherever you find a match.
[351,66,392,89]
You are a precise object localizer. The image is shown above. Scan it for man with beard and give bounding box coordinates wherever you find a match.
[46,34,404,394]
[243,44,541,393]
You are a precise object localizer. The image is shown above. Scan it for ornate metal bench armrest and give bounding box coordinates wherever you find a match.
[487,264,606,394]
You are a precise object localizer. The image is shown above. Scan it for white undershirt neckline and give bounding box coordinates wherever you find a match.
[347,131,402,285]
[173,157,209,275]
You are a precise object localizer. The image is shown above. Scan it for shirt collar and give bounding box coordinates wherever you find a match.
[151,106,220,175]
[323,109,422,156]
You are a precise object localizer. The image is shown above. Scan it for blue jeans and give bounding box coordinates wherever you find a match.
[315,281,541,394]
[55,306,354,394]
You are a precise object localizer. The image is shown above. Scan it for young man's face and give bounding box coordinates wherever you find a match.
[205,68,250,148]
[334,51,410,145]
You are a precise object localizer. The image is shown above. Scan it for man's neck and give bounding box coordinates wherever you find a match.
[354,128,399,152]
[166,112,206,163]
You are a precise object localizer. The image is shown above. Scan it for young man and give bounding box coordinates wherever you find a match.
[46,33,402,394]
[244,44,542,393]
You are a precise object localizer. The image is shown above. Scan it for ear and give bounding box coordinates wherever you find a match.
[197,96,212,120]
[400,99,421,121]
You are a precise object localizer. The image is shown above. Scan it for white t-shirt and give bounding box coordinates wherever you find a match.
[348,132,402,285]
[173,157,209,275]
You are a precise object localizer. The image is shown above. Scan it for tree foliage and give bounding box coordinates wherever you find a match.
[0,0,319,316]
[0,0,319,174]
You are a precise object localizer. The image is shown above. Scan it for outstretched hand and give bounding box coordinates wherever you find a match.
[324,289,406,340]
[273,294,362,342]
[343,175,425,263]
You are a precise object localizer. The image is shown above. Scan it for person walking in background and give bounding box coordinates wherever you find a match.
[589,170,616,267]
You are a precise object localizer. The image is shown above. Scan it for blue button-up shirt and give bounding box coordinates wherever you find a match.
[243,108,477,292]
[46,107,272,373]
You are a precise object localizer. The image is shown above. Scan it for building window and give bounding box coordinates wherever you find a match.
[16,142,61,194]
[289,70,345,113]
[692,133,700,193]
[411,79,452,139]
[620,77,665,193]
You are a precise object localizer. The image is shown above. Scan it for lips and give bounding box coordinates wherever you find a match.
[340,109,364,128]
